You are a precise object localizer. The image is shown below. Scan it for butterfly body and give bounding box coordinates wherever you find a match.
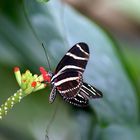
[44,42,102,107]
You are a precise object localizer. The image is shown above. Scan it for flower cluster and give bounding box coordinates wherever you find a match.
[14,67,47,94]
[0,67,50,119]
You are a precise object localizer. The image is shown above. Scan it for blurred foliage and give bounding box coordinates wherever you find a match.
[0,0,139,140]
[117,0,140,23]
[36,0,49,3]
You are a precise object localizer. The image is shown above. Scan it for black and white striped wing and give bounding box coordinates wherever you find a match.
[63,82,103,107]
[51,42,89,99]
[80,82,103,99]
[54,42,89,74]
[52,71,83,98]
[63,92,88,107]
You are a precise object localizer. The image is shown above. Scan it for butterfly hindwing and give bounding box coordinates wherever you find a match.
[62,82,102,107]
[63,93,88,107]
[53,42,89,75]
[80,82,103,99]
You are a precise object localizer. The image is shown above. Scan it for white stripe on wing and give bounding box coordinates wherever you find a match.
[54,76,79,86]
[66,52,88,60]
[51,65,83,81]
[76,44,89,56]
[81,85,96,96]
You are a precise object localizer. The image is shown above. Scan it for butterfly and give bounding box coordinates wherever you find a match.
[41,42,103,107]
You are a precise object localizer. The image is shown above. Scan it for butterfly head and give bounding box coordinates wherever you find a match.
[47,71,53,79]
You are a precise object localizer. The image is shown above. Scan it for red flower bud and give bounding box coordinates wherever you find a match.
[14,67,20,72]
[31,81,37,87]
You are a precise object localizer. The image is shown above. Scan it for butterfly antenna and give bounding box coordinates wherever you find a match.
[42,43,52,72]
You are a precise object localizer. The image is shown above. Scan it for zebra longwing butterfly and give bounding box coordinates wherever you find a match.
[43,42,103,107]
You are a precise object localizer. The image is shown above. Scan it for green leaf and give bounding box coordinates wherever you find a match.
[24,0,138,124]
[24,0,139,138]
[0,0,139,139]
[62,4,138,125]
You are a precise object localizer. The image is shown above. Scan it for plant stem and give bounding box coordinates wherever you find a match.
[0,89,26,119]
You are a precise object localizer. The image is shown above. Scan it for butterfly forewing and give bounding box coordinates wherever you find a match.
[54,42,89,74]
[51,43,90,99]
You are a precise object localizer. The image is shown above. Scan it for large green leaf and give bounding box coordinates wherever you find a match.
[25,0,138,123]
[0,0,139,140]
[62,4,138,125]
